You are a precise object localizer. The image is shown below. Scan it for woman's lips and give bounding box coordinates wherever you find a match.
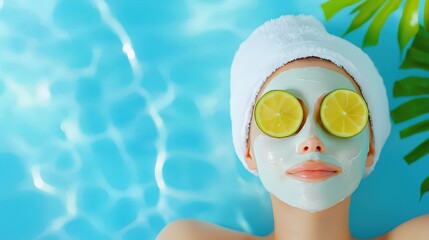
[286,160,341,182]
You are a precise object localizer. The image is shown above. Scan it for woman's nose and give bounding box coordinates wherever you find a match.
[298,135,326,154]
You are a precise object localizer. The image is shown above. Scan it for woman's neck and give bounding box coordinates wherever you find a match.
[267,195,354,240]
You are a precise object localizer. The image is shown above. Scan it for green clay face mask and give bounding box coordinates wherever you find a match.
[252,67,370,212]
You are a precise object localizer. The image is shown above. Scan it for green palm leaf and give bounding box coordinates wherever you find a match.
[393,76,429,97]
[401,26,429,71]
[345,0,386,34]
[398,0,420,54]
[424,0,429,31]
[404,138,429,164]
[421,176,429,200]
[400,119,429,138]
[321,0,363,20]
[391,98,429,123]
[363,0,402,47]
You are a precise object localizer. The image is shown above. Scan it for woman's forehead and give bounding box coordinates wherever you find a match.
[261,67,356,105]
[257,58,360,99]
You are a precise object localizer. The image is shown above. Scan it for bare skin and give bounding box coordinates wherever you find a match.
[157,58,429,240]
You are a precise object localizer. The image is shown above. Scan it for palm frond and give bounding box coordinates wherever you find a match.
[400,119,429,138]
[404,138,429,164]
[393,76,429,97]
[345,0,386,35]
[363,0,402,47]
[391,98,429,123]
[420,176,429,200]
[321,0,363,20]
[401,26,429,70]
[398,0,419,54]
[424,0,429,31]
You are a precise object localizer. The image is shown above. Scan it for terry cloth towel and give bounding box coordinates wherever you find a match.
[230,15,391,176]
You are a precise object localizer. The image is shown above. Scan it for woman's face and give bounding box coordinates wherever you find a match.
[246,59,374,212]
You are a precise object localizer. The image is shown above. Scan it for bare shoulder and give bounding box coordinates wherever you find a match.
[157,219,263,240]
[380,214,429,240]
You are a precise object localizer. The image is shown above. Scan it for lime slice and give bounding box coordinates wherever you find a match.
[320,89,369,138]
[254,90,304,138]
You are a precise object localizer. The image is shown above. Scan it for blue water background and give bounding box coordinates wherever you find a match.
[0,0,428,239]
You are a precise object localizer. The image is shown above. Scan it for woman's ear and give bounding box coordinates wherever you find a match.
[245,145,257,170]
[365,139,375,167]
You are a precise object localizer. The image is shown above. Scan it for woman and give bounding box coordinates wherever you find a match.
[157,15,429,240]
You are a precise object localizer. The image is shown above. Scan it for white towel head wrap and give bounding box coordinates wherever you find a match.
[230,15,391,176]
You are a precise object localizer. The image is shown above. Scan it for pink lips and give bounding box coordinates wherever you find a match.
[286,160,341,182]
